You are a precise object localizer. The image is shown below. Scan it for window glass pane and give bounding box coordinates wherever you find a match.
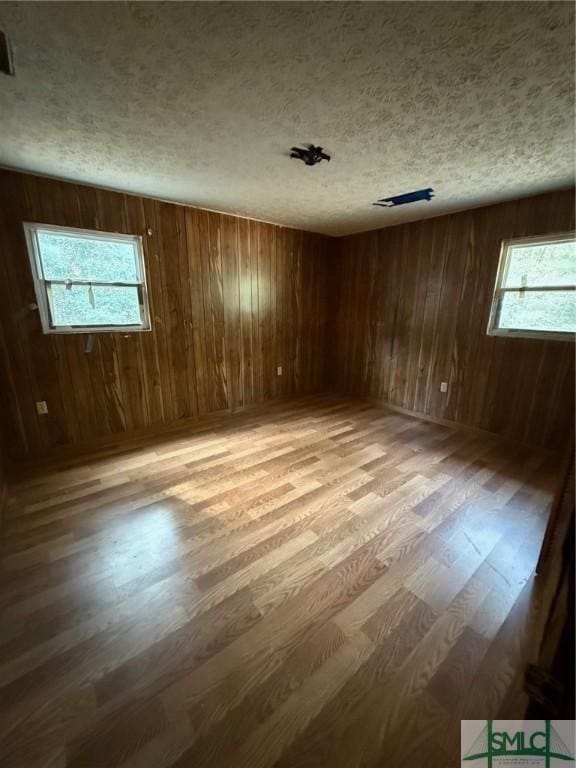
[498,289,576,334]
[48,284,143,327]
[504,240,576,288]
[37,231,140,283]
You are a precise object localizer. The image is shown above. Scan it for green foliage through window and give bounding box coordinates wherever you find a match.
[38,232,140,283]
[490,235,576,338]
[25,224,150,333]
[49,284,142,327]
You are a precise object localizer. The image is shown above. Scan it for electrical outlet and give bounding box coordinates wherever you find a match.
[277,366,283,376]
[36,400,48,415]
[440,382,448,393]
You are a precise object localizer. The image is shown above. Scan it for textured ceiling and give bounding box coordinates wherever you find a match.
[0,1,574,236]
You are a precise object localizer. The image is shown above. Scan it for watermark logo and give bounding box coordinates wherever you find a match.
[461,720,575,767]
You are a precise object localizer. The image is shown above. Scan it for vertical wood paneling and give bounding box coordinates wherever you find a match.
[0,170,331,461]
[333,189,575,451]
[0,319,14,519]
[237,218,252,408]
[1,167,571,460]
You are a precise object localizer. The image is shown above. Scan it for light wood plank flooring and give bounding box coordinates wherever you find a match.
[0,396,560,768]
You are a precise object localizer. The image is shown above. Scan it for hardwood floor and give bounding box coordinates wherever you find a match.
[0,396,560,768]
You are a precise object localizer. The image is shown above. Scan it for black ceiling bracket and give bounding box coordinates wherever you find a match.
[290,145,331,166]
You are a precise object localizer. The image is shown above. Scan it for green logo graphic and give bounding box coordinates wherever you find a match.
[463,720,574,767]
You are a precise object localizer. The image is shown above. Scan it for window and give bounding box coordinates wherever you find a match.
[487,232,576,341]
[24,223,151,334]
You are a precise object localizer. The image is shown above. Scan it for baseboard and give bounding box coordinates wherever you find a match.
[8,390,560,480]
[359,395,562,455]
[8,391,336,477]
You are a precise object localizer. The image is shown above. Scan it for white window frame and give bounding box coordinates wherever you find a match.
[487,232,576,342]
[23,222,151,335]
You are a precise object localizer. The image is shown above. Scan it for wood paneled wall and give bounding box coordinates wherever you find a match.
[0,434,7,523]
[332,190,575,451]
[0,318,12,516]
[0,170,331,460]
[0,169,573,461]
